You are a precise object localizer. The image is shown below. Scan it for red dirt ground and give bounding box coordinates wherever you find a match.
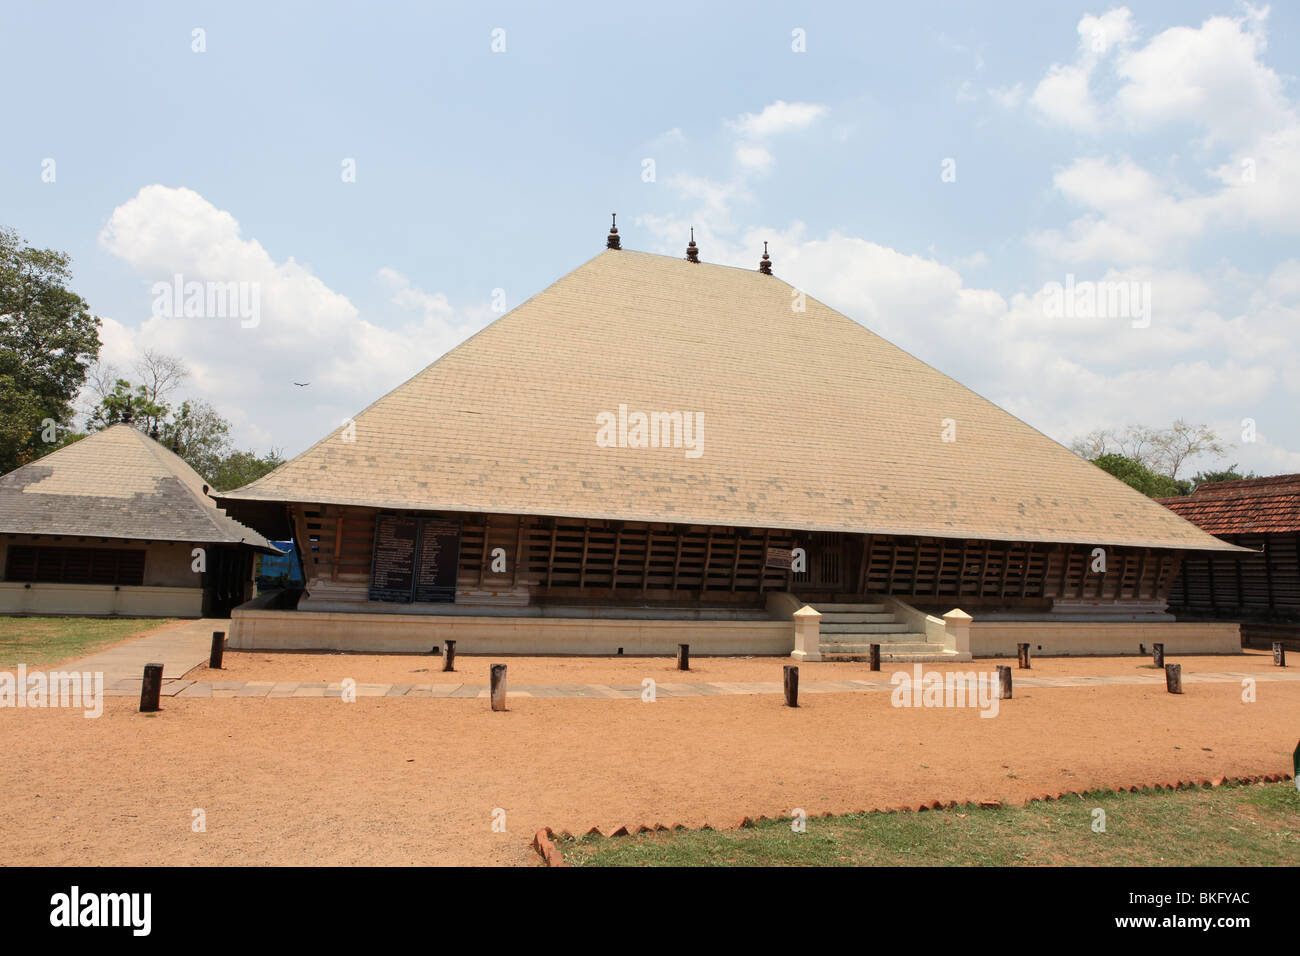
[0,659,1294,866]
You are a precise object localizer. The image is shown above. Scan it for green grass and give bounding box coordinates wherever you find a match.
[559,782,1299,866]
[0,616,174,668]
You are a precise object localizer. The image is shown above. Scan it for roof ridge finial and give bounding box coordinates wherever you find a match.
[686,227,699,263]
[759,241,772,275]
[606,212,621,250]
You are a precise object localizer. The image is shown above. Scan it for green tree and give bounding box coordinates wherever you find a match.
[0,227,101,472]
[1070,420,1228,480]
[1189,465,1255,492]
[165,399,231,480]
[1091,453,1190,498]
[86,378,170,435]
[209,447,285,492]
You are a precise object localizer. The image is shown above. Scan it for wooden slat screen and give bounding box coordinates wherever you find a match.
[4,545,146,586]
[1169,532,1300,614]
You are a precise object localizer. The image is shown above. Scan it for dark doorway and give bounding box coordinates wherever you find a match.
[204,545,254,618]
[795,531,848,591]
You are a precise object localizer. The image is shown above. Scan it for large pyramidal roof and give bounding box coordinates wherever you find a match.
[224,248,1237,553]
[0,424,276,548]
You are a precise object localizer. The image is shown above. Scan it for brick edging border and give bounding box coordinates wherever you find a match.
[532,828,567,867]
[530,771,1295,866]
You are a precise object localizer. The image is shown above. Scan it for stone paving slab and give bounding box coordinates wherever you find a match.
[655,682,712,697]
[55,618,225,682]
[91,667,1300,702]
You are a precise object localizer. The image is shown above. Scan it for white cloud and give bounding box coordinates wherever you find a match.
[1115,11,1288,145]
[734,143,775,173]
[1078,7,1136,56]
[96,185,490,455]
[1030,7,1135,130]
[1030,156,1213,263]
[1031,62,1101,131]
[727,100,828,137]
[1025,7,1300,263]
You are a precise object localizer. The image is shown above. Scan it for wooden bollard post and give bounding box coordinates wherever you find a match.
[783,665,799,707]
[677,643,690,671]
[1165,662,1182,694]
[1152,643,1165,667]
[140,663,163,712]
[996,665,1012,700]
[209,630,225,669]
[1274,642,1287,667]
[869,643,880,672]
[442,640,456,672]
[490,664,507,711]
[1017,642,1031,669]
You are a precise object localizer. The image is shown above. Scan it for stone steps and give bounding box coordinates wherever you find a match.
[809,597,959,661]
[821,642,966,663]
[817,612,896,624]
[820,621,911,634]
[820,639,932,654]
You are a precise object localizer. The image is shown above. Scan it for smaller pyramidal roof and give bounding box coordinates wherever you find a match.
[0,424,276,549]
[225,247,1239,553]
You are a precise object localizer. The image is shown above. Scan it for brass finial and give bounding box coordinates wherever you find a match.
[686,227,699,263]
[759,241,772,275]
[606,212,621,250]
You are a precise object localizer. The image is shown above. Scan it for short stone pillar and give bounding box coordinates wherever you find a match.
[943,608,972,656]
[791,605,822,662]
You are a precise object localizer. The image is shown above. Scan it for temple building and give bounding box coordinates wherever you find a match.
[0,424,278,617]
[218,225,1245,659]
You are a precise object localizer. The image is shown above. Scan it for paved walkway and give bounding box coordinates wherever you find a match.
[59,618,219,685]
[94,668,1300,699]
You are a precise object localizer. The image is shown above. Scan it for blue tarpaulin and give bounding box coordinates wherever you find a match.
[257,539,303,586]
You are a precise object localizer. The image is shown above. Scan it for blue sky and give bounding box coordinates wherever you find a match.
[3,1,1298,475]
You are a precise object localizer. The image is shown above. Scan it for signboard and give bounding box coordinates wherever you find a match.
[765,547,794,570]
[369,514,461,604]
[369,515,418,602]
[413,518,461,604]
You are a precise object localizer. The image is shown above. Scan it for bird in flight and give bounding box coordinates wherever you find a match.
[293,382,310,387]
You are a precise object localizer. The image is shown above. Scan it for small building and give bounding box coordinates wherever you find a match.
[1160,475,1300,631]
[219,232,1245,658]
[0,424,278,618]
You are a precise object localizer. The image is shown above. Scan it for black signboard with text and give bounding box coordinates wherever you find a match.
[368,514,460,604]
[413,518,461,603]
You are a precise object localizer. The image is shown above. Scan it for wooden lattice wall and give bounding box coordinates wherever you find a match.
[1169,532,1300,616]
[858,536,1180,601]
[290,504,1184,604]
